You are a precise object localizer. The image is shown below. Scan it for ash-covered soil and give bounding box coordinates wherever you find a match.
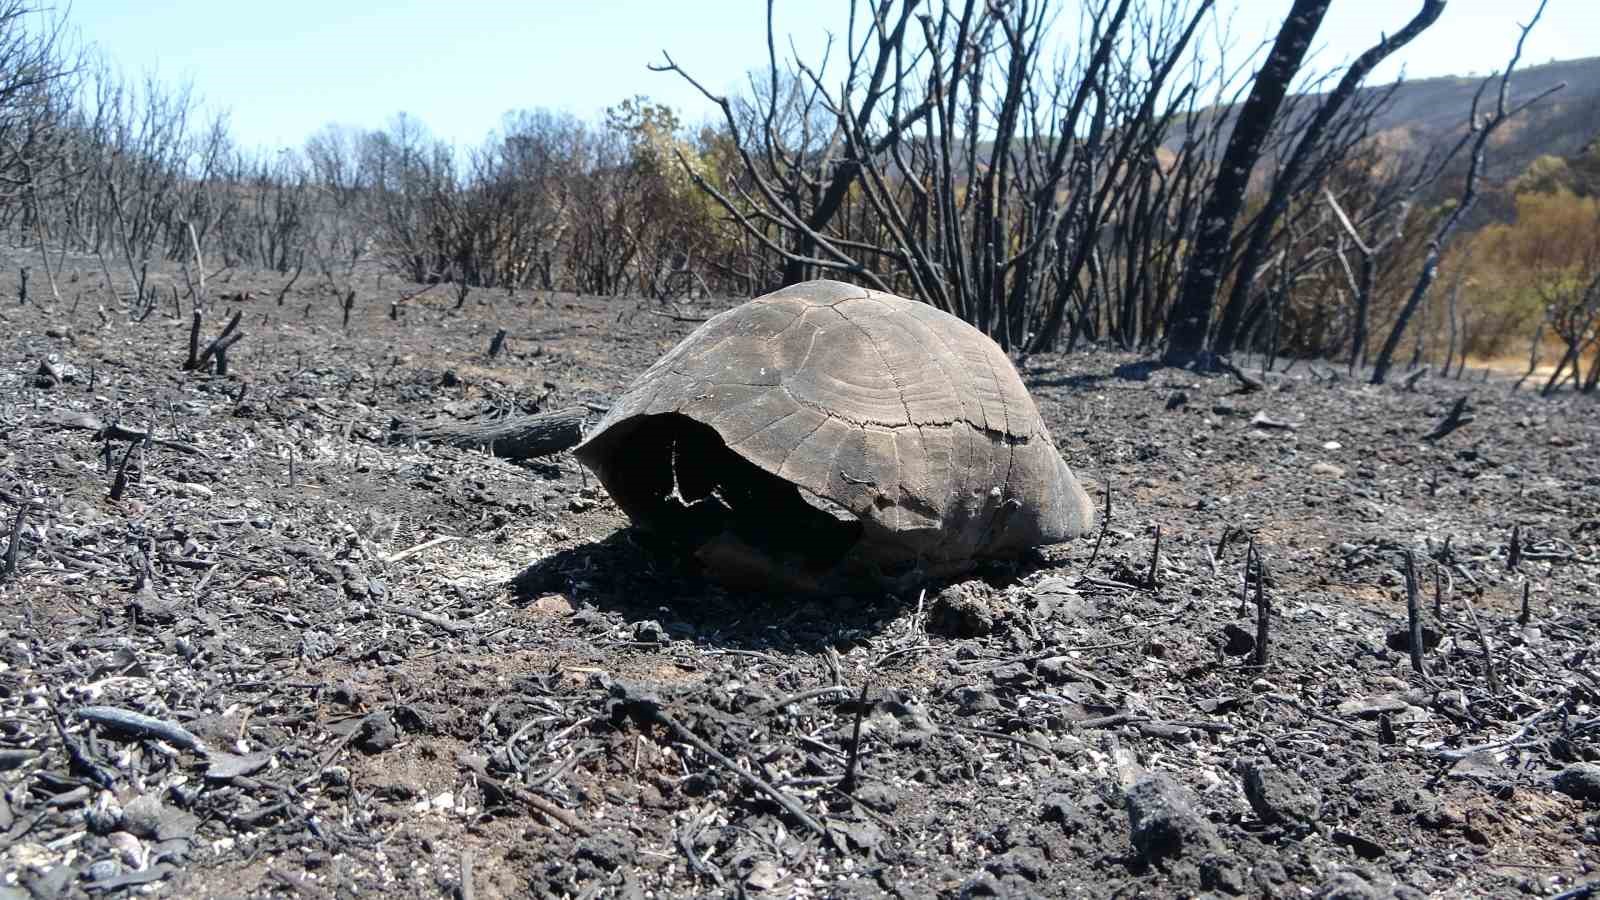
[2,260,1598,899]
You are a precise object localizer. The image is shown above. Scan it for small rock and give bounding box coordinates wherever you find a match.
[533,594,573,615]
[1240,759,1319,827]
[353,711,399,754]
[1250,411,1297,430]
[85,859,121,882]
[1310,868,1423,899]
[1331,829,1388,860]
[1200,852,1248,894]
[989,662,1032,686]
[863,695,939,748]
[854,782,900,811]
[172,481,214,499]
[120,793,166,839]
[952,685,1001,715]
[1553,763,1600,802]
[929,584,995,637]
[986,846,1046,881]
[1041,793,1077,826]
[574,834,635,875]
[959,872,1004,897]
[632,619,666,643]
[1124,774,1220,863]
[837,819,885,854]
[745,859,783,891]
[1311,461,1346,478]
[1037,656,1084,684]
[1322,441,1343,451]
[1447,751,1506,781]
[106,832,146,869]
[1337,695,1410,719]
[1165,391,1188,411]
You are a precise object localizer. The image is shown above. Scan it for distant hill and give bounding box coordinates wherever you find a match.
[1165,56,1600,182]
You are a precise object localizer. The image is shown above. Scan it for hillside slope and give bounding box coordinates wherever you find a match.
[1167,55,1600,177]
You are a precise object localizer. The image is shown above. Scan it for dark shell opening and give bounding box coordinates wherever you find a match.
[578,413,864,590]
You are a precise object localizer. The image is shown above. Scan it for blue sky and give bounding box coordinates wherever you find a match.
[67,0,1597,153]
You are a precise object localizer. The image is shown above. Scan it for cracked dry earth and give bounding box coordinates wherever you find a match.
[2,259,1599,899]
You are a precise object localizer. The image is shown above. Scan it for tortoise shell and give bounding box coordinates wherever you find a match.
[574,280,1094,590]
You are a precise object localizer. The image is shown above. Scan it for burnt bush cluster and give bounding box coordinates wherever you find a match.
[0,0,1595,387]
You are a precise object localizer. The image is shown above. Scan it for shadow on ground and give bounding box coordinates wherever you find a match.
[504,529,916,652]
[506,528,1052,653]
[1024,357,1166,389]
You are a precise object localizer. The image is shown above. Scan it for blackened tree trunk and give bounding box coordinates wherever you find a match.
[1212,0,1444,356]
[1348,251,1377,375]
[1163,0,1331,365]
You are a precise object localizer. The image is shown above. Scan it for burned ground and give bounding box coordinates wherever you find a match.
[1,261,1598,899]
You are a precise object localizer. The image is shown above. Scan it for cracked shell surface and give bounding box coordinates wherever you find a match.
[575,280,1094,572]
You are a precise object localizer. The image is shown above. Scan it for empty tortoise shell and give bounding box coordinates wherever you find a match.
[574,280,1094,590]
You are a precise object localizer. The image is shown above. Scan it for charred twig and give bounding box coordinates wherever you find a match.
[838,681,872,794]
[1404,550,1427,677]
[275,252,305,306]
[109,439,138,501]
[676,808,725,885]
[388,407,587,460]
[385,536,461,564]
[194,309,245,372]
[488,328,508,359]
[1251,547,1270,667]
[1215,525,1232,567]
[1518,579,1532,626]
[1217,356,1264,392]
[621,697,835,849]
[757,685,854,716]
[1146,524,1163,589]
[646,308,709,323]
[468,769,590,835]
[76,705,210,754]
[458,850,475,900]
[383,604,470,635]
[184,308,203,370]
[1238,535,1257,616]
[1460,594,1502,696]
[42,412,207,457]
[3,502,28,578]
[1432,703,1565,762]
[1081,475,1111,575]
[1507,524,1522,571]
[1423,396,1474,442]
